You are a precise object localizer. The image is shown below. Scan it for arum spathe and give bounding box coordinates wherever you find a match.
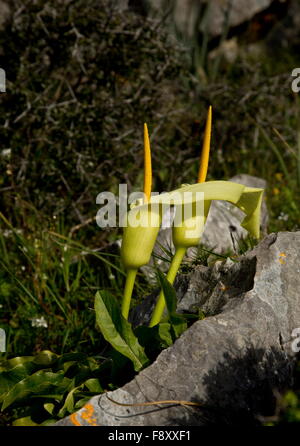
[120,123,160,319]
[148,180,264,326]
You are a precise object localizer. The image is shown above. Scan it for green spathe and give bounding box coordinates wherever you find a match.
[121,181,264,263]
[121,180,264,323]
[151,181,264,239]
[121,204,161,271]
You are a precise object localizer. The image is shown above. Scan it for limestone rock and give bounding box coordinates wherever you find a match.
[0,1,10,31]
[56,231,300,426]
[129,0,277,38]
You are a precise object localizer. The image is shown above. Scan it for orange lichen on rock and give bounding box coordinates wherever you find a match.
[69,403,98,426]
[80,403,98,426]
[279,252,286,264]
[69,412,81,426]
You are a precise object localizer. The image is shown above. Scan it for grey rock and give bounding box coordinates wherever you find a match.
[266,0,300,50]
[204,0,274,37]
[0,1,10,31]
[129,0,276,38]
[56,231,300,426]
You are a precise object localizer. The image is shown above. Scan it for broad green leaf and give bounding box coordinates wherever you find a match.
[33,350,58,367]
[58,383,81,418]
[95,290,149,371]
[1,370,71,410]
[0,362,37,401]
[135,323,173,353]
[55,352,87,370]
[84,378,103,393]
[12,416,40,426]
[44,403,56,415]
[157,323,173,347]
[169,315,187,339]
[74,396,92,410]
[0,355,34,372]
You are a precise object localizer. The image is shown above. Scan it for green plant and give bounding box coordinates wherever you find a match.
[0,350,107,426]
[119,111,264,327]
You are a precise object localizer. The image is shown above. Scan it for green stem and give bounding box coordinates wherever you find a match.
[121,268,137,320]
[149,246,186,327]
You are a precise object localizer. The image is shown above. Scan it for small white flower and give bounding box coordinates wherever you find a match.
[1,148,11,158]
[30,316,48,328]
[278,212,289,222]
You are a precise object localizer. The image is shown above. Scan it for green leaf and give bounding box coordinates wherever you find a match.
[156,269,177,315]
[84,378,103,393]
[157,322,174,347]
[44,403,56,415]
[57,383,81,418]
[74,396,91,410]
[169,315,187,339]
[12,416,40,426]
[95,290,149,371]
[33,350,58,367]
[135,323,173,352]
[1,370,71,410]
[156,270,187,339]
[0,362,37,401]
[0,355,34,372]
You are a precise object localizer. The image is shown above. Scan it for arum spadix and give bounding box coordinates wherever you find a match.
[120,124,161,319]
[149,107,264,326]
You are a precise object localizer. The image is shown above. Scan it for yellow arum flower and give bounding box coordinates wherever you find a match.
[121,124,160,319]
[121,203,161,270]
[149,107,264,326]
[150,106,213,327]
[173,105,213,249]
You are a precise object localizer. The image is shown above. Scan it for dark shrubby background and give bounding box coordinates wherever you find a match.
[1,0,299,239]
[0,0,198,241]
